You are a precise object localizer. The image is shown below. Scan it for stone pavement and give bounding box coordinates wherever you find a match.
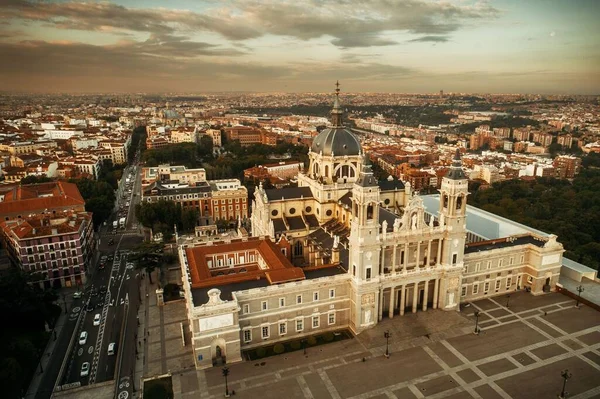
[161,291,600,399]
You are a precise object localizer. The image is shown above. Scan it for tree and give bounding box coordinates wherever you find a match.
[130,242,165,284]
[20,175,54,185]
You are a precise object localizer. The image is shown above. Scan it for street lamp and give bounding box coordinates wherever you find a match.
[384,330,391,358]
[222,366,230,398]
[575,285,584,308]
[302,339,307,356]
[474,311,481,335]
[559,369,572,399]
[506,294,511,308]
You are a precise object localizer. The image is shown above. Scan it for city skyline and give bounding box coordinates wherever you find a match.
[0,0,599,94]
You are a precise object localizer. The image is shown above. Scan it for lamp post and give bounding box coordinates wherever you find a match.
[575,285,584,308]
[222,366,230,398]
[384,330,391,358]
[559,369,572,399]
[474,311,480,335]
[302,339,307,355]
[506,294,511,308]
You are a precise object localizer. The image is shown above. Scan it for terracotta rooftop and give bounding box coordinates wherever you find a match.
[0,210,92,240]
[0,181,85,216]
[185,237,305,289]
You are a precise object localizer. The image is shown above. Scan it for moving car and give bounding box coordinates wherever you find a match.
[80,362,90,377]
[108,342,116,356]
[79,331,88,345]
[93,313,101,326]
[73,291,82,299]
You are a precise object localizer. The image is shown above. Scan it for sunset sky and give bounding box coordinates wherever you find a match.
[1,0,598,94]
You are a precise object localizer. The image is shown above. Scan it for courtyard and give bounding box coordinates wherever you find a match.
[144,290,600,399]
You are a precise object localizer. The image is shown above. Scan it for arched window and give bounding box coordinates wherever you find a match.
[324,165,329,177]
[456,196,463,210]
[367,204,374,220]
[443,195,449,208]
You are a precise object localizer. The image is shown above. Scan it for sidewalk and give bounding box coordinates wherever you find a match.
[133,269,153,399]
[25,294,76,398]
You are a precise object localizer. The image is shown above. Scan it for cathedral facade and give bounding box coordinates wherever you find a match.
[179,88,564,369]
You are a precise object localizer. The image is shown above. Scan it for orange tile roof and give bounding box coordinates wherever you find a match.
[0,181,85,216]
[186,237,305,289]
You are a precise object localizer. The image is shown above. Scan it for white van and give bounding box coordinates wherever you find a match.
[108,342,116,356]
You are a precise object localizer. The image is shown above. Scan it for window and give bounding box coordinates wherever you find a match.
[461,286,467,297]
[296,294,302,304]
[463,265,468,273]
[452,254,458,264]
[261,301,268,311]
[243,329,252,343]
[473,284,479,294]
[329,289,335,299]
[486,261,491,269]
[296,319,304,332]
[353,265,356,276]
[313,292,319,301]
[495,280,501,290]
[261,325,270,339]
[484,282,490,293]
[475,262,481,272]
[279,322,287,335]
[328,312,336,325]
[520,255,524,264]
[279,298,285,308]
[366,268,371,279]
[312,315,320,329]
[509,257,514,265]
[243,304,250,314]
[499,259,503,267]
[506,277,512,288]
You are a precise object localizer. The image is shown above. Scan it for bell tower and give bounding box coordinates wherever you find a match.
[438,149,468,309]
[348,155,381,332]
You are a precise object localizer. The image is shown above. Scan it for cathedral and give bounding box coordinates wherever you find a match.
[178,85,564,369]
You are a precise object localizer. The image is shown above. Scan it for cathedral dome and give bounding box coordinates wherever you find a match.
[311,127,361,156]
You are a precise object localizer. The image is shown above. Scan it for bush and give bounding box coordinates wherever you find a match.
[255,347,267,358]
[273,343,285,354]
[290,341,302,350]
[322,332,335,342]
[307,336,317,346]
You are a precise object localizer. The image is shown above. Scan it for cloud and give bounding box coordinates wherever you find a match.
[0,0,500,48]
[331,35,397,48]
[0,39,419,92]
[408,35,450,43]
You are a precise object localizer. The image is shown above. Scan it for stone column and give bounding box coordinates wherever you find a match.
[412,282,419,313]
[381,246,386,274]
[378,289,384,321]
[403,243,409,272]
[416,241,421,268]
[422,280,429,311]
[433,278,439,309]
[436,238,443,265]
[388,287,395,318]
[400,285,406,316]
[391,245,397,273]
[426,240,432,267]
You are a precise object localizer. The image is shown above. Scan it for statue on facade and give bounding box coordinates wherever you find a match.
[411,213,418,230]
[393,217,401,232]
[381,220,388,239]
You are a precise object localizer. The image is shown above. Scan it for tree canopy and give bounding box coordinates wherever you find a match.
[469,167,600,270]
[135,199,198,241]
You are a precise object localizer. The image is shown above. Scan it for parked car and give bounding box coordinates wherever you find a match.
[80,362,90,377]
[79,331,88,345]
[93,313,101,326]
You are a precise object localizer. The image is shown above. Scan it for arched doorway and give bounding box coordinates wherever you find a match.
[211,338,227,366]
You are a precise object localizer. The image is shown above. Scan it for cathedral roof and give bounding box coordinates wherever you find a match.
[311,127,361,156]
[265,186,313,201]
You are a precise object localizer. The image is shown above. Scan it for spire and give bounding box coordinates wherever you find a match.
[446,148,466,180]
[356,153,378,187]
[331,81,343,127]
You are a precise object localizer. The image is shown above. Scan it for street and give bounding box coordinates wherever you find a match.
[30,154,146,398]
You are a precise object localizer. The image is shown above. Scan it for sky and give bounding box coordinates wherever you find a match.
[0,0,599,94]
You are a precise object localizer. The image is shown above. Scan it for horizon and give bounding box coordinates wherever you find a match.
[1,0,599,95]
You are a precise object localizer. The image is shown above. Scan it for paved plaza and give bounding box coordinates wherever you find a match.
[140,288,600,399]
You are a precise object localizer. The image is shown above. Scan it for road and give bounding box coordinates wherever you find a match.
[59,156,145,391]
